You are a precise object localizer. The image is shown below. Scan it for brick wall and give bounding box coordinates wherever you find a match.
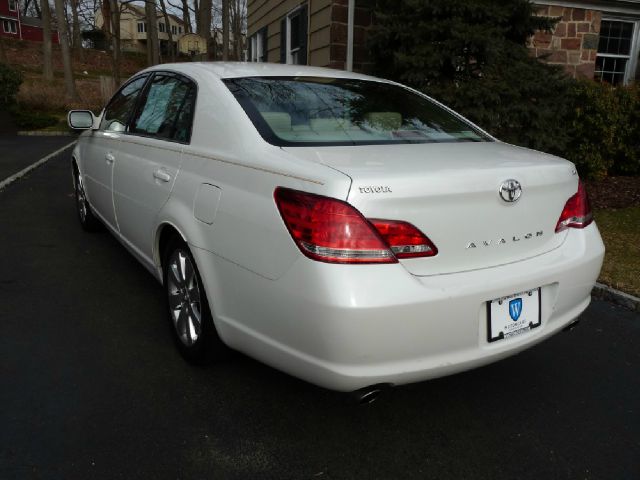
[329,0,374,72]
[530,5,602,79]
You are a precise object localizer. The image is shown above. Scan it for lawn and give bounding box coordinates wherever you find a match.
[594,207,640,298]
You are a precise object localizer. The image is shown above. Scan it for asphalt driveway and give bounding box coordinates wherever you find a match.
[0,135,76,182]
[0,145,638,479]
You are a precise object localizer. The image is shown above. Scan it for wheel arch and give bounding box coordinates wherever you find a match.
[154,221,188,280]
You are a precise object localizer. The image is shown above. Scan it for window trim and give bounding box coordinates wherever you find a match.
[595,16,640,85]
[8,0,17,12]
[126,70,199,145]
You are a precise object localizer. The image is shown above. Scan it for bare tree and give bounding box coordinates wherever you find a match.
[41,0,54,81]
[197,0,211,46]
[53,0,80,100]
[70,0,84,62]
[229,0,245,60]
[158,0,175,62]
[146,0,160,65]
[221,0,228,60]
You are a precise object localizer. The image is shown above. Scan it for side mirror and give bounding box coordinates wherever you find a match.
[68,110,96,130]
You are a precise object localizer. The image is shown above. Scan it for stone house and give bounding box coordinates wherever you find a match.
[247,0,640,85]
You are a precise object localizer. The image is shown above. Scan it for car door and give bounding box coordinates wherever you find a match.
[112,72,197,263]
[82,75,149,230]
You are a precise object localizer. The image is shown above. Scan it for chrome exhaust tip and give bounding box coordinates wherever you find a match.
[351,383,392,405]
[563,319,581,332]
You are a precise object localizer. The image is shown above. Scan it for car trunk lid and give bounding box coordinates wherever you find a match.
[282,141,578,276]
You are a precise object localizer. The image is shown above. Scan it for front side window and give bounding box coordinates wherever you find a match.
[8,0,17,11]
[137,22,146,33]
[130,73,197,143]
[595,19,637,85]
[100,75,148,132]
[158,22,166,33]
[224,76,489,147]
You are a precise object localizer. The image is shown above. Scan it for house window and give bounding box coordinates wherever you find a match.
[137,22,146,33]
[250,27,267,62]
[280,5,307,65]
[178,26,182,34]
[2,19,17,34]
[8,0,17,11]
[595,19,639,86]
[287,10,301,64]
[158,22,166,33]
[171,25,177,35]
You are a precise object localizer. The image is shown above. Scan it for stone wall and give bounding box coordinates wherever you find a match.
[530,5,602,79]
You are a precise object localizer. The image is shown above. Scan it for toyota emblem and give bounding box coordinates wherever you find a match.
[499,179,522,203]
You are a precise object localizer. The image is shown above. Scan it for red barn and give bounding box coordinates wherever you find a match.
[0,0,59,43]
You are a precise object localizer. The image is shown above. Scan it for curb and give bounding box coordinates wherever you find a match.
[0,141,77,192]
[592,282,640,312]
[18,131,77,137]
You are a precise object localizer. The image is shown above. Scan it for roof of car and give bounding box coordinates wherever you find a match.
[143,62,383,82]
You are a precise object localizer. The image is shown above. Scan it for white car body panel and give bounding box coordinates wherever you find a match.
[71,63,605,392]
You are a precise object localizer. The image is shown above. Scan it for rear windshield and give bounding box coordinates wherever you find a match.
[223,76,490,147]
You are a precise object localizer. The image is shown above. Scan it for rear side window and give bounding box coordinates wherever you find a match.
[100,75,148,132]
[130,73,197,143]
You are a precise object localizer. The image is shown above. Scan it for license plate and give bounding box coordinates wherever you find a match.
[487,288,541,343]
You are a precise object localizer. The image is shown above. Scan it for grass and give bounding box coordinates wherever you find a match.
[594,207,640,297]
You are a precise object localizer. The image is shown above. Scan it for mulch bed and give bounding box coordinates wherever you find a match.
[585,176,640,210]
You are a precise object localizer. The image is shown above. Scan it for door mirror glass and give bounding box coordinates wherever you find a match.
[68,110,95,130]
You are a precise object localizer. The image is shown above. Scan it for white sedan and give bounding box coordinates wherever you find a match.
[68,63,604,397]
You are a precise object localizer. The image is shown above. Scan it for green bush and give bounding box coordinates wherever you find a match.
[0,63,23,106]
[10,108,58,130]
[565,82,640,178]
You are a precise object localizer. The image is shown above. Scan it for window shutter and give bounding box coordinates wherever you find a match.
[260,26,268,61]
[280,18,287,64]
[298,4,308,65]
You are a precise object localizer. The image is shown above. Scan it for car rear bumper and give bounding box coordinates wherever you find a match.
[192,223,605,392]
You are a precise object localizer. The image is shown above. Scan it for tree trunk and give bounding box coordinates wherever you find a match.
[71,0,84,62]
[222,0,229,61]
[181,0,191,34]
[53,0,80,101]
[0,37,7,64]
[41,0,54,81]
[159,0,175,62]
[109,0,121,84]
[146,0,160,66]
[197,0,211,41]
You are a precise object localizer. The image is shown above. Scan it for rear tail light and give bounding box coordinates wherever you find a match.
[555,180,593,233]
[274,188,437,264]
[370,219,438,258]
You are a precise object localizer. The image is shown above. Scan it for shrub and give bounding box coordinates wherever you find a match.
[0,63,23,106]
[10,108,58,130]
[566,82,640,178]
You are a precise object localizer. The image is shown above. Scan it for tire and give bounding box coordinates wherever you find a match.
[163,236,226,364]
[72,165,101,232]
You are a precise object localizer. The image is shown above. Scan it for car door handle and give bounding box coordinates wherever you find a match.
[105,152,115,164]
[153,169,172,183]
